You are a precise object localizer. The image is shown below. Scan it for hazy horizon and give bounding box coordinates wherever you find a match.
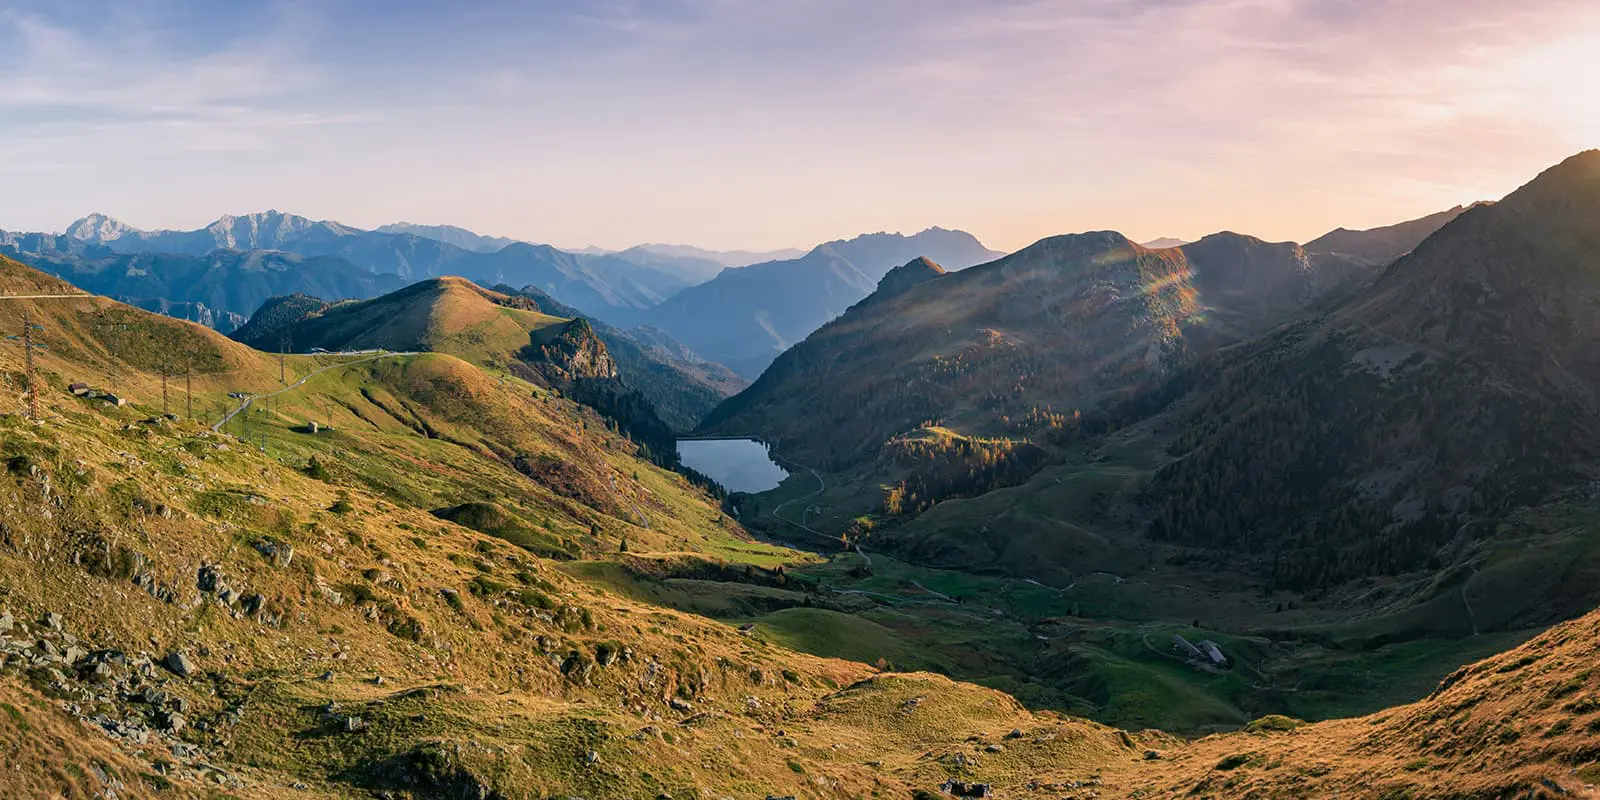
[2,0,1597,252]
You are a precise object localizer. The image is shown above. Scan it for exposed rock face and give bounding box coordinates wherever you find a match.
[64,213,135,243]
[526,319,620,384]
[127,299,248,335]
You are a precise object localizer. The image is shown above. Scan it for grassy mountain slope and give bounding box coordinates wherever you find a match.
[700,229,1327,473]
[239,277,565,366]
[0,253,1172,797]
[229,277,681,460]
[1132,603,1600,796]
[1149,151,1600,590]
[7,248,1600,796]
[678,159,1600,749]
[236,284,745,434]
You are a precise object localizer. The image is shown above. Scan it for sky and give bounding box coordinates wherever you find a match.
[0,0,1598,253]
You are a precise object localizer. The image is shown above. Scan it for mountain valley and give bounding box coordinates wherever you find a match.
[0,157,1599,799]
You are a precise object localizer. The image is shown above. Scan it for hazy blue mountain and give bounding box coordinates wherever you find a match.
[608,247,728,284]
[375,222,523,253]
[630,243,807,266]
[818,227,1002,282]
[1,237,405,331]
[1139,236,1188,248]
[577,243,807,268]
[47,211,688,318]
[642,228,1004,378]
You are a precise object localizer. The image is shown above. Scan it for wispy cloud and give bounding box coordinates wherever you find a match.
[0,0,1595,248]
[0,2,366,157]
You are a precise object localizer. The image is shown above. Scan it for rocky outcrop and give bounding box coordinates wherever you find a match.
[523,318,620,384]
[866,256,946,303]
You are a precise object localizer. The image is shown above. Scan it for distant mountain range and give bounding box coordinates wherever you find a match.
[574,242,807,269]
[374,222,524,253]
[0,231,404,335]
[643,227,1006,377]
[30,211,692,319]
[3,211,1016,424]
[1138,237,1188,248]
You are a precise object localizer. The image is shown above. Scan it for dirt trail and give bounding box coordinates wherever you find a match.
[212,351,418,432]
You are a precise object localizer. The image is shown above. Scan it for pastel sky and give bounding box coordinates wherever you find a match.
[1,0,1597,252]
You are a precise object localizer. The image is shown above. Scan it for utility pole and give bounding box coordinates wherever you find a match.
[161,365,169,415]
[279,331,290,385]
[22,310,39,422]
[185,362,193,420]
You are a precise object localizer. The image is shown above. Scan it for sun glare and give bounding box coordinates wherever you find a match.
[1502,29,1600,146]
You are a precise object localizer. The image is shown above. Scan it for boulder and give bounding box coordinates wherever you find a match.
[197,565,220,593]
[162,651,194,678]
[940,780,992,798]
[254,538,294,568]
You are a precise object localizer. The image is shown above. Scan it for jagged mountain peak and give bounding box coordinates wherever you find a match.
[64,212,137,243]
[204,210,352,249]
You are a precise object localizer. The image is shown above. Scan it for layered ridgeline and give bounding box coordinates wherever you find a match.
[228,277,680,457]
[1147,151,1600,594]
[374,221,523,253]
[6,252,1600,797]
[709,154,1600,645]
[699,203,1479,603]
[0,236,403,334]
[699,226,1389,473]
[697,207,1465,460]
[8,211,696,320]
[1304,203,1481,266]
[491,284,747,432]
[232,281,746,433]
[643,227,1004,377]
